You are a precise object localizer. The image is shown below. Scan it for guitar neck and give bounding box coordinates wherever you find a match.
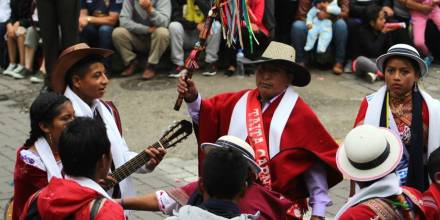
[108,141,163,188]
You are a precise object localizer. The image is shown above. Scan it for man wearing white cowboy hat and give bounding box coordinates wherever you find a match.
[336,125,426,219]
[177,41,342,219]
[118,135,294,219]
[353,44,440,192]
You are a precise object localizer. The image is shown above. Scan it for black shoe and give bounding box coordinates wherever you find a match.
[202,63,217,76]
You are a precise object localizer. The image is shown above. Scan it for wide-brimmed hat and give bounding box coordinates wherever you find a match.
[242,41,311,87]
[51,43,113,93]
[376,44,428,77]
[201,135,261,174]
[336,125,403,182]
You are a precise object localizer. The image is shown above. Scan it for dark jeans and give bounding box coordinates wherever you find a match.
[0,22,7,68]
[81,24,114,50]
[291,18,347,64]
[80,24,114,67]
[36,0,80,84]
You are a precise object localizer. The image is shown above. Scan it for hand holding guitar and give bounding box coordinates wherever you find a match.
[144,146,166,171]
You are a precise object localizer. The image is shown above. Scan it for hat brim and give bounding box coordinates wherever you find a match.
[242,57,311,87]
[51,48,113,93]
[336,128,403,182]
[376,52,427,77]
[200,142,261,174]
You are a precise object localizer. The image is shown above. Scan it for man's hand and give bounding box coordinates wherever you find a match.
[98,175,117,189]
[381,6,394,17]
[147,26,156,33]
[420,2,433,14]
[196,22,205,33]
[177,75,199,102]
[144,146,166,171]
[78,16,88,32]
[140,0,153,13]
[317,11,331,20]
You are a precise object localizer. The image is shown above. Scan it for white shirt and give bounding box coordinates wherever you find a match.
[0,0,11,23]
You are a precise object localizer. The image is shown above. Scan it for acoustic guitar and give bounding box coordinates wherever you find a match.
[3,120,193,219]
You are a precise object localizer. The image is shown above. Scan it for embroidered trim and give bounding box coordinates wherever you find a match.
[363,198,402,219]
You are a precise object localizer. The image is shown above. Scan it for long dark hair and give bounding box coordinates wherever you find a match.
[24,92,70,148]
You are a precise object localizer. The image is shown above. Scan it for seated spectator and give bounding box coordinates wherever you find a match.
[352,5,410,82]
[345,0,391,72]
[3,0,33,78]
[335,125,426,219]
[78,0,123,71]
[119,136,293,219]
[292,0,349,75]
[168,0,221,77]
[304,0,341,53]
[112,0,171,80]
[14,6,46,82]
[423,147,440,219]
[0,0,11,72]
[224,0,271,76]
[13,92,74,220]
[20,117,125,220]
[409,0,439,66]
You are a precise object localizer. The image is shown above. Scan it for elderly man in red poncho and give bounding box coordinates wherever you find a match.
[174,41,342,219]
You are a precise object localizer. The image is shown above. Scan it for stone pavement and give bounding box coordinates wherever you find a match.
[0,64,439,219]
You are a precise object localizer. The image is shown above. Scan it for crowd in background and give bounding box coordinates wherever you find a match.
[0,0,439,85]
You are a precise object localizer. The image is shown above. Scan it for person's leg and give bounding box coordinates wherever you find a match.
[81,24,99,46]
[204,21,221,64]
[353,56,380,82]
[304,24,320,52]
[317,21,333,53]
[168,21,185,67]
[148,27,170,65]
[112,27,142,67]
[24,27,39,71]
[291,20,308,63]
[37,0,59,80]
[0,22,6,68]
[16,27,26,66]
[332,18,347,65]
[6,35,17,65]
[98,25,114,50]
[411,13,429,55]
[56,0,80,49]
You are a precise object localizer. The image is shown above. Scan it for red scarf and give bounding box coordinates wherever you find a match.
[246,89,272,190]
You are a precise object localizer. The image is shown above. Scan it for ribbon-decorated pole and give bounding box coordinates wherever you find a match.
[174,0,222,111]
[174,0,260,111]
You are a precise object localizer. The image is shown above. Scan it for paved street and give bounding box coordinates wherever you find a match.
[1,64,439,219]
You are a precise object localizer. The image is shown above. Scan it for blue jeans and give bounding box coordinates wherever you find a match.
[81,24,114,50]
[291,18,347,64]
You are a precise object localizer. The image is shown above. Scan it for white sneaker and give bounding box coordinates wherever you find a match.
[366,72,377,83]
[10,65,25,78]
[3,64,17,77]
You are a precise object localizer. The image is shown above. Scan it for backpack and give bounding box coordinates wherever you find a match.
[22,191,106,220]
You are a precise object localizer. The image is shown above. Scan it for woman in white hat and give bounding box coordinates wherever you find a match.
[353,44,440,192]
[336,125,426,220]
[177,41,342,219]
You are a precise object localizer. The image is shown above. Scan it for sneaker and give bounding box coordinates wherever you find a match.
[13,67,32,79]
[424,55,434,67]
[168,65,184,78]
[202,63,217,76]
[30,70,45,83]
[344,60,353,73]
[3,63,17,77]
[366,72,377,83]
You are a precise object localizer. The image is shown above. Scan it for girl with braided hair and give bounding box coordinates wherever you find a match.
[12,92,74,220]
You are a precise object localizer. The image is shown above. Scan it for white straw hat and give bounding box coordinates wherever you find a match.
[201,136,261,174]
[336,125,403,182]
[376,44,428,77]
[242,41,311,87]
